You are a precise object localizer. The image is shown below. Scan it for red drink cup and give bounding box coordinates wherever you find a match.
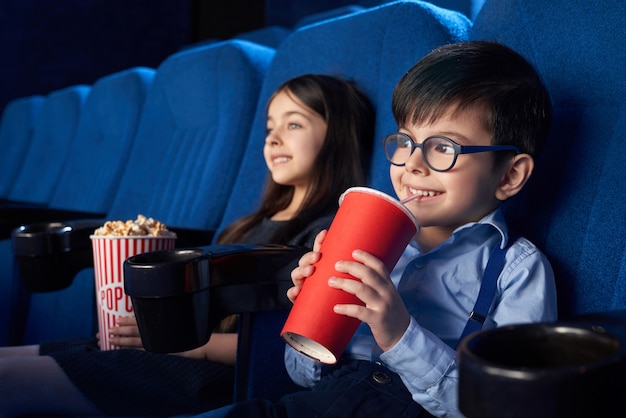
[91,235,176,350]
[281,187,418,363]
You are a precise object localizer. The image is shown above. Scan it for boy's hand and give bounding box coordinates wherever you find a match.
[330,250,410,352]
[101,316,144,350]
[288,230,327,303]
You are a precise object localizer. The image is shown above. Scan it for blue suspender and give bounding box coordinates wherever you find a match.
[456,234,516,348]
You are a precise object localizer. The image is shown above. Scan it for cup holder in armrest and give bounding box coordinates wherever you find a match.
[12,219,103,292]
[458,319,626,417]
[124,243,308,353]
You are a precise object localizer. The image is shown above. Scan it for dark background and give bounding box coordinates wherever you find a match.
[0,0,478,114]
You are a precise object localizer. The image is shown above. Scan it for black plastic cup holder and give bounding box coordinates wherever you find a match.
[12,219,102,292]
[124,243,308,353]
[458,320,626,417]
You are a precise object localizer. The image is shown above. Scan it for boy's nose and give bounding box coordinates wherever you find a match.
[404,147,428,173]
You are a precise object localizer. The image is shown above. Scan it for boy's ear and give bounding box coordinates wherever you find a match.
[495,153,534,201]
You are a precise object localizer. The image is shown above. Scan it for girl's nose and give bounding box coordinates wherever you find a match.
[265,131,281,146]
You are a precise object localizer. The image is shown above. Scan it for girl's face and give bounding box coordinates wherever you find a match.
[390,104,504,237]
[264,90,327,191]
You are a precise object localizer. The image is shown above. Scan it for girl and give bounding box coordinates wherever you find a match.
[0,74,375,417]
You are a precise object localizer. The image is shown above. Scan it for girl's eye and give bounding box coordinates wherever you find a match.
[288,123,301,130]
[265,128,273,135]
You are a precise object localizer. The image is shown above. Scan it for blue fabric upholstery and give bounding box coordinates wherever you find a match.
[12,67,156,345]
[470,0,626,318]
[6,85,90,206]
[0,95,45,199]
[47,67,156,213]
[233,26,292,49]
[218,1,470,233]
[0,87,89,346]
[293,4,366,28]
[220,1,470,402]
[1,67,154,346]
[17,40,275,345]
[105,40,274,230]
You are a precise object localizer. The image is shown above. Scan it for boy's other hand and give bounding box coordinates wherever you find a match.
[288,230,327,303]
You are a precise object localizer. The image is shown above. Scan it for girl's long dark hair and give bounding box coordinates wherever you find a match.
[217,74,375,245]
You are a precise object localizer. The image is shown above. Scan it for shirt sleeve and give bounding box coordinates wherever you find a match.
[284,345,323,388]
[379,239,557,418]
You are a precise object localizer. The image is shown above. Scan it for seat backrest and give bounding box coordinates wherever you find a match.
[233,26,292,49]
[105,40,275,231]
[0,95,45,199]
[7,85,90,205]
[218,1,470,234]
[470,0,626,318]
[1,68,153,346]
[293,4,366,28]
[226,0,471,402]
[47,67,156,213]
[20,40,276,345]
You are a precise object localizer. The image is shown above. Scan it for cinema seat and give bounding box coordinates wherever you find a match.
[0,95,45,200]
[10,39,275,346]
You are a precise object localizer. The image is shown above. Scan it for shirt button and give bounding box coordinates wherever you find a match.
[372,371,392,384]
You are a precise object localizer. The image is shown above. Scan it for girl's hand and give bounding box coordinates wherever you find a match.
[105,316,144,350]
[330,250,410,352]
[287,230,326,303]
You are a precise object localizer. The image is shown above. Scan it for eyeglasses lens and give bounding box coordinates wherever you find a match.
[385,134,456,171]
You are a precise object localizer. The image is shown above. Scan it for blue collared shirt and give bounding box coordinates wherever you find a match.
[284,208,557,417]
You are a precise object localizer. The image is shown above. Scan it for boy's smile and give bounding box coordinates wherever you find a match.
[391,105,504,240]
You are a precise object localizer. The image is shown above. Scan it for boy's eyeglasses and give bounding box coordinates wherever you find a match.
[383,132,521,172]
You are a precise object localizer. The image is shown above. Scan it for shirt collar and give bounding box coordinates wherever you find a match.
[454,207,510,249]
[407,207,511,254]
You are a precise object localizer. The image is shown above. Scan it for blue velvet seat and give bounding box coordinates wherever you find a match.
[13,39,275,346]
[0,95,45,200]
[0,67,156,238]
[293,4,366,29]
[212,0,471,403]
[470,0,626,319]
[1,67,155,346]
[234,26,292,49]
[0,85,90,346]
[3,85,90,207]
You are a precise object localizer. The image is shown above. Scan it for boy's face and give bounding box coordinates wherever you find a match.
[390,105,503,233]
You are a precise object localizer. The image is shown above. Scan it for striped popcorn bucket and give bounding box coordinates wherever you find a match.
[91,235,176,350]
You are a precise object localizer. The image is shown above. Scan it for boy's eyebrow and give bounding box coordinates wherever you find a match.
[397,128,473,144]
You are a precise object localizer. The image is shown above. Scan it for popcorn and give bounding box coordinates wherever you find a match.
[93,214,176,237]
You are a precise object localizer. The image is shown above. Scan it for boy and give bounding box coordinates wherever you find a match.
[198,41,557,418]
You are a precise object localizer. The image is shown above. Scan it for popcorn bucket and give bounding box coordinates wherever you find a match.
[91,235,176,350]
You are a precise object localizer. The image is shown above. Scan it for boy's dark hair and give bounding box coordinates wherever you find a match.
[392,41,552,167]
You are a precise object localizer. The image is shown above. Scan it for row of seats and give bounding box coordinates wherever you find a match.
[0,0,624,414]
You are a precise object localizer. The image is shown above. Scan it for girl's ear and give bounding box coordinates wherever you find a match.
[495,153,534,201]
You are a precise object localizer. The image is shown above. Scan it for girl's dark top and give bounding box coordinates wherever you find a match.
[40,214,335,416]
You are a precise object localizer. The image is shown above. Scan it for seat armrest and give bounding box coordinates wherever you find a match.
[12,221,216,293]
[168,226,215,247]
[125,244,307,353]
[12,219,105,291]
[0,205,105,239]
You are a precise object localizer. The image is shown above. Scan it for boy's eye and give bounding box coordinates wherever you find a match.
[432,141,455,155]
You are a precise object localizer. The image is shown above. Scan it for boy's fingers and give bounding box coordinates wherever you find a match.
[312,229,327,252]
